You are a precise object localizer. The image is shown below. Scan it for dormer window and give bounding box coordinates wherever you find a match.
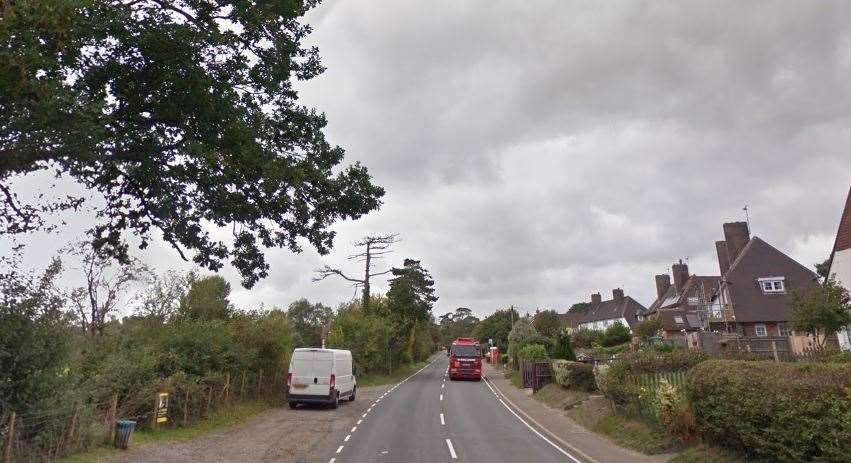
[758,277,785,294]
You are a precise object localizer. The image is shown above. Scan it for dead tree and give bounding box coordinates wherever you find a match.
[313,234,399,309]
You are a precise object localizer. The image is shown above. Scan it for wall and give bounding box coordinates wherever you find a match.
[830,249,851,351]
[577,317,629,332]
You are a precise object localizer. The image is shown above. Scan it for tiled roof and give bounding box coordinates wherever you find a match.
[559,296,647,328]
[647,275,720,313]
[723,237,819,323]
[658,309,702,331]
[831,186,851,254]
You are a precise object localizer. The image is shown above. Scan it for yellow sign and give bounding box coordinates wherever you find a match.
[156,392,169,423]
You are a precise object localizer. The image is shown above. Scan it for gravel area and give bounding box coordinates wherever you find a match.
[105,386,385,463]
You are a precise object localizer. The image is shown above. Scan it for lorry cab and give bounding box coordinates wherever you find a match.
[286,348,356,409]
[448,337,482,381]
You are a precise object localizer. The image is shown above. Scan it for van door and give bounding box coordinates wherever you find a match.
[290,351,334,397]
[335,352,353,396]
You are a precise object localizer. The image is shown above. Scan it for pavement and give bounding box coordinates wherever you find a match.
[321,355,663,463]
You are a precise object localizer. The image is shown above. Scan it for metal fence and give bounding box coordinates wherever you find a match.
[518,360,554,392]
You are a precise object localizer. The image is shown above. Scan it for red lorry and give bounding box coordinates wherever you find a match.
[448,337,482,381]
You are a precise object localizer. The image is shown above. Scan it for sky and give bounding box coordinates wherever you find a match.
[4,0,851,319]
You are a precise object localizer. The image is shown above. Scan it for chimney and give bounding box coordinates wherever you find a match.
[612,288,624,301]
[591,293,602,304]
[672,259,689,292]
[715,240,731,275]
[655,274,671,299]
[723,222,750,265]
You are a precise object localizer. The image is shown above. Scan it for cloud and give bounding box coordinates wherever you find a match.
[4,0,851,318]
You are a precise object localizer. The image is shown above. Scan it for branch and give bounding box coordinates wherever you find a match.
[368,269,393,278]
[312,265,364,284]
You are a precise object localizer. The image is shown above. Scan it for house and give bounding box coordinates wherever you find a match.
[559,289,647,333]
[827,186,851,351]
[645,260,720,340]
[710,222,821,340]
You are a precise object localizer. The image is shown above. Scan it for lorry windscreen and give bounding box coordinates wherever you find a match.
[451,345,480,358]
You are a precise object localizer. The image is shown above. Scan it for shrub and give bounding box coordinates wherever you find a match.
[602,321,631,347]
[552,360,596,391]
[499,353,509,364]
[686,360,851,462]
[552,330,576,360]
[647,378,695,443]
[571,328,603,349]
[508,319,541,365]
[517,343,549,360]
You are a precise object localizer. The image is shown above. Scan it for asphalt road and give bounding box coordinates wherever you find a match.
[322,356,584,463]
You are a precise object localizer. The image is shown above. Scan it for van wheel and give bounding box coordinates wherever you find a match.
[288,401,298,409]
[329,392,339,409]
[349,387,356,402]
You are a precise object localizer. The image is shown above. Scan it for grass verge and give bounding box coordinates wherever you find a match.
[57,400,272,463]
[670,443,749,463]
[357,361,427,387]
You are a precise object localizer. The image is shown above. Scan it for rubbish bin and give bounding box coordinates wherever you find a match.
[114,420,137,449]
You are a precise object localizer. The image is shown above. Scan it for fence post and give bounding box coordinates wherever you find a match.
[240,371,246,399]
[183,388,190,427]
[108,394,118,444]
[152,394,159,430]
[3,411,15,463]
[224,372,231,404]
[257,370,263,398]
[205,386,213,417]
[770,340,780,362]
[65,400,81,451]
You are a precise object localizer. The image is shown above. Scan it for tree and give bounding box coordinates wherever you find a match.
[634,314,663,340]
[568,302,591,313]
[815,258,832,282]
[178,275,233,321]
[507,318,540,367]
[387,258,438,324]
[790,277,851,349]
[438,307,480,348]
[471,307,519,353]
[532,309,562,337]
[287,298,333,347]
[314,234,399,310]
[0,0,384,288]
[135,270,194,322]
[66,241,150,337]
[552,329,576,360]
[602,321,631,347]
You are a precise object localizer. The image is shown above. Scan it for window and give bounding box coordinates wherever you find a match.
[674,316,684,324]
[754,324,767,337]
[758,277,785,294]
[778,323,792,337]
[687,297,698,306]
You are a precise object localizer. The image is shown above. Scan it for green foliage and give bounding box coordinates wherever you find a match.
[326,303,392,374]
[178,275,233,321]
[568,302,591,313]
[532,309,561,337]
[597,349,709,408]
[387,259,438,324]
[471,307,518,353]
[634,315,663,340]
[790,276,851,349]
[552,360,596,391]
[438,307,480,348]
[602,321,631,347]
[516,343,549,360]
[507,318,541,365]
[646,379,696,443]
[552,330,576,360]
[286,298,332,348]
[571,328,604,348]
[686,360,851,462]
[499,353,509,364]
[0,0,384,288]
[0,258,75,414]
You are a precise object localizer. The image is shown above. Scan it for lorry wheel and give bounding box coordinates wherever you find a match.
[288,401,298,409]
[330,392,339,409]
[349,386,356,402]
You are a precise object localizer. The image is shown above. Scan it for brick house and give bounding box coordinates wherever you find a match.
[709,222,821,339]
[827,186,851,351]
[559,289,647,333]
[645,260,720,340]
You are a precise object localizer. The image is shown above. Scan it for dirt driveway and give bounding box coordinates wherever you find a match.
[105,386,385,463]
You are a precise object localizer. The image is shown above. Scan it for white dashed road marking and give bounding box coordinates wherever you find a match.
[344,434,351,442]
[440,413,445,426]
[336,445,344,454]
[445,438,458,459]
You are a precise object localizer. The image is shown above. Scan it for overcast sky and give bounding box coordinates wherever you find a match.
[5,0,851,318]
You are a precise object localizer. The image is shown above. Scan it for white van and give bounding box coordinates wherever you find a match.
[286,348,356,409]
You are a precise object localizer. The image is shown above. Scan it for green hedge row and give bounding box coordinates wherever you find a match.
[552,360,596,392]
[686,360,851,462]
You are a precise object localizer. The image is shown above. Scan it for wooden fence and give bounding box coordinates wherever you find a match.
[518,360,554,392]
[1,370,283,463]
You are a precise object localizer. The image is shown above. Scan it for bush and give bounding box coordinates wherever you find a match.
[499,353,509,364]
[602,321,631,347]
[552,330,576,360]
[552,360,596,391]
[517,343,549,360]
[686,360,851,462]
[647,378,695,443]
[571,328,603,349]
[597,349,709,408]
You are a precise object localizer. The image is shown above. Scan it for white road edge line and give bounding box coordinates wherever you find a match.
[357,419,362,425]
[351,426,357,432]
[335,445,344,454]
[445,438,458,459]
[329,458,335,463]
[440,413,445,425]
[483,376,587,463]
[344,434,350,442]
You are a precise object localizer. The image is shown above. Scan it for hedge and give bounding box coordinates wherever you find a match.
[517,343,549,360]
[686,360,851,462]
[552,360,596,392]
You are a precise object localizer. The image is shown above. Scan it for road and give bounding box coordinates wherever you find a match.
[322,355,584,463]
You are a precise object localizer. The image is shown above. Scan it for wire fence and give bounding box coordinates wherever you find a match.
[1,370,285,462]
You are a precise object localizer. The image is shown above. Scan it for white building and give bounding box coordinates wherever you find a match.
[828,187,851,351]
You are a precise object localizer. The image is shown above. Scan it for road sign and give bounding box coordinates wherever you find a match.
[156,392,169,423]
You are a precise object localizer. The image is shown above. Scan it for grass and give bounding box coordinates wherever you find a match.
[532,383,590,410]
[357,361,427,387]
[670,443,749,463]
[57,400,272,463]
[505,369,523,388]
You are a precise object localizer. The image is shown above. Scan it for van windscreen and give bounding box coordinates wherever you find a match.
[451,345,480,358]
